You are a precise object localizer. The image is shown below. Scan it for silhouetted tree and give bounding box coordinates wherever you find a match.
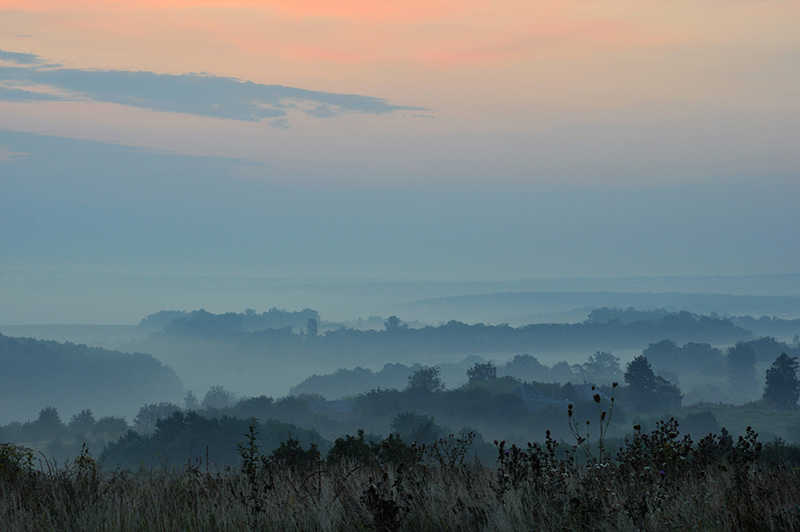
[624,356,659,411]
[681,342,726,373]
[326,429,373,465]
[26,407,65,440]
[406,366,444,393]
[95,416,129,439]
[384,315,406,332]
[763,353,800,410]
[270,437,320,470]
[68,409,96,435]
[642,340,681,369]
[467,362,497,384]
[502,354,546,381]
[306,318,318,338]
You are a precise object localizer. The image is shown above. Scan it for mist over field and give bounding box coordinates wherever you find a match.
[3,278,800,427]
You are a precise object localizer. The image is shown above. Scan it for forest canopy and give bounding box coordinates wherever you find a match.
[0,333,182,423]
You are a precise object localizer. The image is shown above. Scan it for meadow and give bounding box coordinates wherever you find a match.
[3,417,800,532]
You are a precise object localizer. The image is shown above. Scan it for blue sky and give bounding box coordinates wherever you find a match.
[2,129,797,294]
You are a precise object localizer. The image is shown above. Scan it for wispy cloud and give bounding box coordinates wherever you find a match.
[0,51,425,124]
[0,84,64,102]
[0,50,43,65]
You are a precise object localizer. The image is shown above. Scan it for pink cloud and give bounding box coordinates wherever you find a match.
[0,0,483,23]
[0,0,737,72]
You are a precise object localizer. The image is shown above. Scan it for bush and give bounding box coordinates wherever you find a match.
[326,429,374,465]
[269,437,320,470]
[0,442,35,482]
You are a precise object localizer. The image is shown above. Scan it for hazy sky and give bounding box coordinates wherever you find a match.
[1,1,800,323]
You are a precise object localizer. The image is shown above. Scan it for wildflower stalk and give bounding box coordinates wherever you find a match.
[567,382,617,465]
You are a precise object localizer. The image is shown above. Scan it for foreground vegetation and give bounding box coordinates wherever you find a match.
[4,307,800,529]
[3,417,800,531]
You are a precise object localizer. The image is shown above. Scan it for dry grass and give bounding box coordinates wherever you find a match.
[3,430,800,532]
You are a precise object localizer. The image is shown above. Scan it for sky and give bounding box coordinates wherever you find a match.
[1,0,800,324]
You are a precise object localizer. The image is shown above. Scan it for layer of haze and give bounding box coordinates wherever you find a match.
[1,0,800,324]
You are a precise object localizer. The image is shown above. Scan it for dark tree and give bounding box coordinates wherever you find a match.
[642,340,680,369]
[326,429,373,465]
[384,315,406,332]
[467,362,497,384]
[406,366,445,393]
[68,409,96,434]
[95,416,129,438]
[502,354,546,381]
[680,343,726,373]
[270,437,320,470]
[763,353,800,410]
[306,318,318,338]
[27,406,65,440]
[624,355,659,411]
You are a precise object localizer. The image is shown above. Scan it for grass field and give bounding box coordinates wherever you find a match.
[3,418,800,532]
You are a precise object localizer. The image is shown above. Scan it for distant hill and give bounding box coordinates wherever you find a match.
[0,332,182,423]
[399,291,800,326]
[141,308,320,334]
[128,307,755,399]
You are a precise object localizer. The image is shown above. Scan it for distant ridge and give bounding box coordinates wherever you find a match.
[399,291,800,326]
[0,332,182,423]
